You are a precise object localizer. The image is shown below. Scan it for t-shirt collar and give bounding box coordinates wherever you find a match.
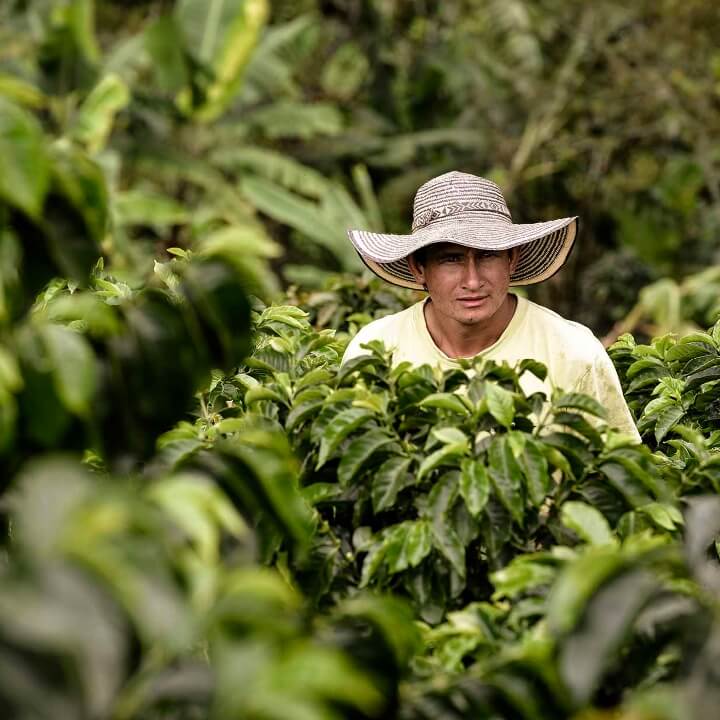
[413,293,528,363]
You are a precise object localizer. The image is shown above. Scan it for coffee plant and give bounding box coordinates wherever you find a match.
[2,2,720,717]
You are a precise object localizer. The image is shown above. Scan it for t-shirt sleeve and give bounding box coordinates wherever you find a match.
[341,327,372,365]
[573,349,641,442]
[341,317,394,366]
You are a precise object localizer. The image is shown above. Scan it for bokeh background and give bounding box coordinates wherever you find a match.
[3,0,719,337]
[3,4,720,719]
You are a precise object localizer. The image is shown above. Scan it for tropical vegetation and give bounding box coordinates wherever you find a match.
[1,1,720,718]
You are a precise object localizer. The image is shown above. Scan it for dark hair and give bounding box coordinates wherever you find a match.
[412,247,428,266]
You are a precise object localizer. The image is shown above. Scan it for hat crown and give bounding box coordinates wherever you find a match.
[411,171,512,232]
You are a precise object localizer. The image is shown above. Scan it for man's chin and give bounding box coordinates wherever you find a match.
[455,310,492,326]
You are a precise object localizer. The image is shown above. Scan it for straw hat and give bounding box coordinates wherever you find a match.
[347,171,578,290]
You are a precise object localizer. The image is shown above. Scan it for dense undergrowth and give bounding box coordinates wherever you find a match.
[2,2,720,718]
[2,231,720,718]
[4,245,720,719]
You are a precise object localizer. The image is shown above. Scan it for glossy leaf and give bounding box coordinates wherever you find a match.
[386,521,433,574]
[459,458,490,517]
[419,392,470,415]
[553,392,608,420]
[337,429,396,486]
[561,501,616,546]
[428,474,465,578]
[488,436,525,525]
[316,407,374,468]
[518,437,551,506]
[417,441,468,481]
[371,456,412,513]
[491,557,558,600]
[485,381,515,429]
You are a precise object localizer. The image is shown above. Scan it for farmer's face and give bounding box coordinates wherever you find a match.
[407,243,519,327]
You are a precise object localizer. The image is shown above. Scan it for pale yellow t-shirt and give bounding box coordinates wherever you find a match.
[342,296,640,440]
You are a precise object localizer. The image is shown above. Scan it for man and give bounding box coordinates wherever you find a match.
[342,171,640,440]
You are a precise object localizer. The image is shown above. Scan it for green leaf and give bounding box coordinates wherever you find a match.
[294,367,333,391]
[491,557,558,600]
[150,473,246,564]
[63,0,100,62]
[0,73,46,109]
[485,381,515,429]
[213,146,329,198]
[712,321,720,347]
[336,594,421,671]
[459,458,490,517]
[538,442,574,479]
[49,143,109,249]
[417,441,468,481]
[386,521,433,573]
[321,41,369,101]
[71,74,130,154]
[0,344,22,396]
[301,483,342,505]
[176,0,270,122]
[217,432,315,550]
[144,15,190,93]
[599,461,653,508]
[316,408,374,468]
[213,417,246,434]
[419,392,470,415]
[428,473,465,578]
[245,101,343,139]
[637,502,683,531]
[554,411,603,448]
[547,549,625,635]
[518,358,548,381]
[488,436,525,525]
[239,176,359,270]
[113,189,189,228]
[432,427,469,445]
[39,324,98,417]
[653,404,685,443]
[244,386,286,406]
[553,392,608,420]
[559,569,658,705]
[0,97,50,218]
[285,392,327,432]
[337,430,396,486]
[665,341,715,363]
[518,437,551,506]
[560,501,616,546]
[372,456,412,513]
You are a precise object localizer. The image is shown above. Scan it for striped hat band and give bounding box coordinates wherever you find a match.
[347,171,578,290]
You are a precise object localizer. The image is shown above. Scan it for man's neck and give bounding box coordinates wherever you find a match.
[423,294,518,358]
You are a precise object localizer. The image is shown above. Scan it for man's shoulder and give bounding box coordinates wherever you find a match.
[355,302,418,340]
[342,302,420,362]
[523,299,604,357]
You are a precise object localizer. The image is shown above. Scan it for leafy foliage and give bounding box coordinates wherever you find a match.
[2,2,720,719]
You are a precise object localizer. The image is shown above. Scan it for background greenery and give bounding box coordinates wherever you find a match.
[1,1,720,718]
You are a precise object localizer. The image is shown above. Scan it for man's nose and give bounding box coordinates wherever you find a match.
[461,258,483,288]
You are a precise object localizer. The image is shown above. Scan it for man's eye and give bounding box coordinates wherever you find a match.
[442,255,462,263]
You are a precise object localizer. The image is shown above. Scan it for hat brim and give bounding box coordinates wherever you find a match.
[348,215,578,290]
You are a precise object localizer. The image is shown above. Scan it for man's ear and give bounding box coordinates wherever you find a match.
[508,247,520,273]
[406,252,426,285]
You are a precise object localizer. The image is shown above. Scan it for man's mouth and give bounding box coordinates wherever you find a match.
[457,296,488,307]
